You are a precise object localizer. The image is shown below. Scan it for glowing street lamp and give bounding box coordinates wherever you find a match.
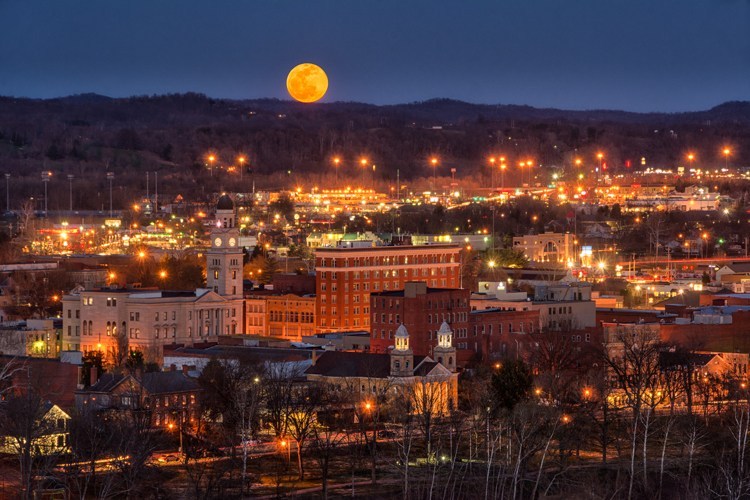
[489,157,496,190]
[723,147,731,169]
[237,155,246,182]
[430,157,439,193]
[207,154,216,177]
[360,157,368,187]
[333,156,341,185]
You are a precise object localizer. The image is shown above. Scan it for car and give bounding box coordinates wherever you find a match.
[158,454,180,463]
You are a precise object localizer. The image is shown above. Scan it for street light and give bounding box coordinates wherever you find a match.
[500,158,507,190]
[238,155,246,182]
[333,156,341,186]
[723,148,731,169]
[489,157,496,190]
[207,154,216,177]
[430,157,439,193]
[360,157,368,188]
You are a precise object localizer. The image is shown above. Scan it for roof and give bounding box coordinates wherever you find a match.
[413,361,439,377]
[216,194,234,210]
[87,373,127,392]
[83,370,200,395]
[141,371,200,394]
[305,351,428,379]
[395,324,409,338]
[0,356,81,411]
[660,351,717,368]
[371,287,462,297]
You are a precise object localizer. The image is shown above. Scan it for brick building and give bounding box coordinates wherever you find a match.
[370,283,469,361]
[315,244,461,332]
[370,282,540,366]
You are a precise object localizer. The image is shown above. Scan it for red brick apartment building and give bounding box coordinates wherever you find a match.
[370,282,540,366]
[315,244,461,332]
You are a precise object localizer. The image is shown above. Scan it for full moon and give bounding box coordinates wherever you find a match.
[286,63,328,103]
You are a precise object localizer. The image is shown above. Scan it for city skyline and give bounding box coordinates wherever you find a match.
[0,0,748,112]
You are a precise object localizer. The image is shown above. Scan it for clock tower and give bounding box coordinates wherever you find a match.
[206,194,243,299]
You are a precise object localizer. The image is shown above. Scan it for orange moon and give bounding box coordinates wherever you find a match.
[286,63,328,103]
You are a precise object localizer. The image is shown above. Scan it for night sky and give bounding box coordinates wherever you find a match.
[1,0,748,112]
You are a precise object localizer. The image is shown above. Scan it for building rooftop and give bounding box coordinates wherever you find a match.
[305,351,428,379]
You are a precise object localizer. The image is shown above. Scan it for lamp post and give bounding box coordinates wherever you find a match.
[238,155,246,183]
[207,154,216,177]
[4,173,9,212]
[360,158,368,188]
[67,174,74,212]
[333,157,341,186]
[430,157,439,194]
[41,171,51,218]
[489,157,496,191]
[106,172,114,217]
[500,157,507,190]
[687,153,695,171]
[723,148,731,169]
[596,152,604,183]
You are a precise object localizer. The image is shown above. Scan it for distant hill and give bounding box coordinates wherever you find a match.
[0,93,747,211]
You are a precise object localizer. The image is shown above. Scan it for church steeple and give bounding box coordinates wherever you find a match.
[390,324,414,377]
[434,321,457,373]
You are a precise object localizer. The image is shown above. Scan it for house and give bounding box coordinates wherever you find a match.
[75,369,202,429]
[0,402,71,457]
[306,323,459,416]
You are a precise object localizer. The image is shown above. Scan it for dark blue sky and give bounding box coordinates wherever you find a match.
[1,0,748,111]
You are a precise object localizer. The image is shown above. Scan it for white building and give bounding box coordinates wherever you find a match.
[62,195,245,362]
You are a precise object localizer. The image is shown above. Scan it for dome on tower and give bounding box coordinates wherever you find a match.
[216,194,234,211]
[438,321,452,335]
[395,324,409,338]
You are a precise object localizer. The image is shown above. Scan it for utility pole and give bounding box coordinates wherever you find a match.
[4,173,9,212]
[154,171,158,215]
[67,174,74,212]
[106,172,114,217]
[41,171,51,218]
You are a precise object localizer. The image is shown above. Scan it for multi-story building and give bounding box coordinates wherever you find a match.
[512,232,574,264]
[245,295,267,336]
[75,369,201,429]
[370,282,469,360]
[471,282,596,331]
[62,195,245,362]
[267,294,316,341]
[315,244,461,332]
[370,282,541,366]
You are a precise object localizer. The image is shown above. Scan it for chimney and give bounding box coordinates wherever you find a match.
[135,367,143,380]
[89,366,98,387]
[311,349,320,366]
[182,365,191,375]
[170,364,177,372]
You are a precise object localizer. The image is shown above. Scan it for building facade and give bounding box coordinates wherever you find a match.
[370,282,470,362]
[512,232,573,264]
[62,195,245,362]
[315,244,461,332]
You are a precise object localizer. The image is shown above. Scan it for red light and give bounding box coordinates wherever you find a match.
[625,160,631,168]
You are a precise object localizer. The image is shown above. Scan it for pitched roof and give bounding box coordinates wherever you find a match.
[141,371,200,394]
[87,373,127,393]
[413,361,439,377]
[82,371,200,395]
[305,351,428,379]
